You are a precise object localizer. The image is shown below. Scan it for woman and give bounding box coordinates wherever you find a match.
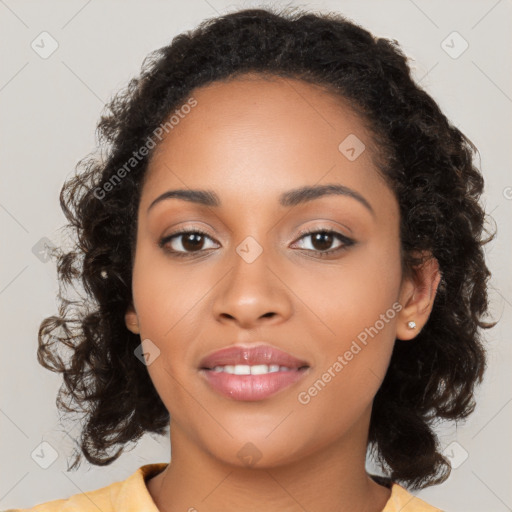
[14,6,495,511]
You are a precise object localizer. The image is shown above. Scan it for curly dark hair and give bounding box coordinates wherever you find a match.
[38,5,496,490]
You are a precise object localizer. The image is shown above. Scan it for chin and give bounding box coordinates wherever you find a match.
[201,434,308,470]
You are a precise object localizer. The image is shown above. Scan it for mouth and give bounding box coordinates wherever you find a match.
[198,344,311,401]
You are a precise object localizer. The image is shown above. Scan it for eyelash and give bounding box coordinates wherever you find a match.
[158,227,355,259]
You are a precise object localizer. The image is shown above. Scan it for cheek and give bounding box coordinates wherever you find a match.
[295,239,402,417]
[131,237,208,338]
[130,243,216,410]
[298,235,402,344]
[296,313,398,445]
[343,235,403,330]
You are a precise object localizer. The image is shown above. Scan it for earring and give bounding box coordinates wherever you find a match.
[407,321,416,329]
[100,270,108,279]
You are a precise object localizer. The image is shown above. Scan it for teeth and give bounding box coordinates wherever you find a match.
[231,364,250,375]
[250,364,270,375]
[211,364,294,375]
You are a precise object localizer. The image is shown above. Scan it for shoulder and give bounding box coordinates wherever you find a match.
[2,478,122,512]
[382,483,444,512]
[4,463,168,512]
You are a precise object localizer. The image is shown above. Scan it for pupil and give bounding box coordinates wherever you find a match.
[183,233,203,251]
[312,232,333,251]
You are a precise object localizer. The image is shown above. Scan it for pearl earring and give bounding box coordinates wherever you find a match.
[407,321,416,329]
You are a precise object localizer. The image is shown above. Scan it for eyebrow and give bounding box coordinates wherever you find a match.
[147,183,375,217]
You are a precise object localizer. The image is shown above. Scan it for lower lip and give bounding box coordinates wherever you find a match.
[199,368,309,401]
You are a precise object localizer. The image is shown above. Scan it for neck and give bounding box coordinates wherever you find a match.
[147,412,391,512]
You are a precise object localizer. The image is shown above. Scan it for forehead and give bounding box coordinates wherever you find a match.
[140,74,394,217]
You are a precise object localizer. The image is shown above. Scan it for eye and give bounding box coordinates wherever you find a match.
[159,228,219,258]
[292,228,355,257]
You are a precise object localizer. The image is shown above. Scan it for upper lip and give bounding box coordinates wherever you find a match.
[199,344,310,370]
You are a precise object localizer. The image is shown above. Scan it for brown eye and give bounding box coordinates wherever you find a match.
[159,229,219,257]
[309,232,335,252]
[293,228,355,257]
[181,233,206,252]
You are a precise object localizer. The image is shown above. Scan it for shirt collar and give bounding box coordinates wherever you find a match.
[113,462,168,511]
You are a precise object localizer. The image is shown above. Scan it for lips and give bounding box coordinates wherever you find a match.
[198,344,311,401]
[198,344,310,370]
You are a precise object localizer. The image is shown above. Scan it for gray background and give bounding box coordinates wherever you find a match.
[1,0,511,510]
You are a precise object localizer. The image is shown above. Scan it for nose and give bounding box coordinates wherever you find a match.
[212,246,293,329]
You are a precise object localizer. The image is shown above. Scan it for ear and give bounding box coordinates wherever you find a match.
[396,253,441,341]
[125,303,140,335]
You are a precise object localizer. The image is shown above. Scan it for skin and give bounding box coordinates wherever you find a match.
[125,73,441,512]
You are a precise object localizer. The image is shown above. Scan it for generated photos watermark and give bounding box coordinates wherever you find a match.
[297,301,403,405]
[93,96,198,200]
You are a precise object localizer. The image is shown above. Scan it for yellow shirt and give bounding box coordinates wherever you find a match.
[6,463,443,511]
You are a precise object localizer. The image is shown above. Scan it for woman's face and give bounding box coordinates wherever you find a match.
[126,74,427,467]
